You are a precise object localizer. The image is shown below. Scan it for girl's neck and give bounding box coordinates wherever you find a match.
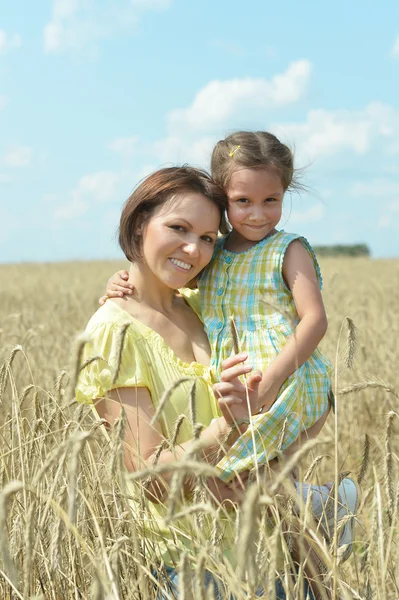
[128,263,177,314]
[225,228,278,253]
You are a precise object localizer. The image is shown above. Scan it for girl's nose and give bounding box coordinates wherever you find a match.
[250,208,264,221]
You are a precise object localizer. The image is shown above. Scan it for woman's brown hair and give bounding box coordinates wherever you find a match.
[119,166,228,262]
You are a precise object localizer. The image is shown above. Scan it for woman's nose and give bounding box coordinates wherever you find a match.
[184,240,200,257]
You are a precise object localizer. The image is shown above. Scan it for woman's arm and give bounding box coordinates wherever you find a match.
[95,385,249,504]
[258,240,328,411]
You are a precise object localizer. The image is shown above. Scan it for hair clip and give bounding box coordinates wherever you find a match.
[229,145,241,157]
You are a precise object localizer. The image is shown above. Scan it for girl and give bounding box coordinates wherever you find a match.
[103,131,333,484]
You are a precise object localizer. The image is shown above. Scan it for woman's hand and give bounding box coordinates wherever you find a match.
[213,354,262,424]
[206,470,250,505]
[99,269,134,305]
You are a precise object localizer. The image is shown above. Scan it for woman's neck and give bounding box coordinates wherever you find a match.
[128,263,177,313]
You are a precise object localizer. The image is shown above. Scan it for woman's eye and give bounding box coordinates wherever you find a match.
[169,225,185,232]
[264,198,276,203]
[237,198,249,204]
[201,236,215,244]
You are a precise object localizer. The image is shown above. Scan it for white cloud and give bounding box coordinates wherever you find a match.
[131,0,171,8]
[284,204,325,226]
[349,180,399,232]
[152,134,217,166]
[77,171,121,202]
[350,179,399,198]
[272,101,399,163]
[44,0,172,53]
[0,96,8,111]
[109,135,139,156]
[168,60,311,134]
[54,170,121,220]
[3,146,32,167]
[0,30,22,54]
[0,173,12,183]
[54,197,88,221]
[144,61,312,167]
[272,110,371,162]
[391,35,399,59]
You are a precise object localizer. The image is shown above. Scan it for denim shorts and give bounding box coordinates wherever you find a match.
[155,565,315,599]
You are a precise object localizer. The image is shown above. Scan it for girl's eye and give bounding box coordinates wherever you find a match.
[169,225,185,232]
[264,197,276,203]
[237,198,249,204]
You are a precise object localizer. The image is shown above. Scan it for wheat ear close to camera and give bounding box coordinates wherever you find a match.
[332,317,346,599]
[229,316,259,483]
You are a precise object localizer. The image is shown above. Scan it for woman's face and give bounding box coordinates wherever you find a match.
[140,192,220,289]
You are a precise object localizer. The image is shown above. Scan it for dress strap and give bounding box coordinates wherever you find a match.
[276,232,323,290]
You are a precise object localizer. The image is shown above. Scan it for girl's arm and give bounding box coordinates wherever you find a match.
[258,240,328,411]
[95,384,250,504]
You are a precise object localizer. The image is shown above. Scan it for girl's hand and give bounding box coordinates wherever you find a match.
[213,354,262,424]
[256,374,281,413]
[99,270,134,305]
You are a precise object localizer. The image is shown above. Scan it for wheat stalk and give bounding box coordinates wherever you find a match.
[384,411,395,526]
[112,322,131,384]
[150,378,193,426]
[339,379,399,398]
[229,316,259,483]
[0,481,24,588]
[237,482,259,579]
[344,316,357,369]
[357,433,370,486]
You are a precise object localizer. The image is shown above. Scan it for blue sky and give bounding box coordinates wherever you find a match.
[1,0,399,263]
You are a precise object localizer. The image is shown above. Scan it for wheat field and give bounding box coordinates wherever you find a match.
[0,258,398,599]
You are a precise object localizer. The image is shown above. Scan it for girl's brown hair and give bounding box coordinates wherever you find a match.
[211,131,300,192]
[119,166,228,262]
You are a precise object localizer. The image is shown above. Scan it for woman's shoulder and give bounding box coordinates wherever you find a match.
[85,300,147,340]
[76,301,153,405]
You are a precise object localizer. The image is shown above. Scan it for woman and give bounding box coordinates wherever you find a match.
[76,166,329,599]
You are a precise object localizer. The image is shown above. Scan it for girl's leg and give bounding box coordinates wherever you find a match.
[295,477,359,561]
[155,566,290,599]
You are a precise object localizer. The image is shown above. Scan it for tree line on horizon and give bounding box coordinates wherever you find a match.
[314,243,370,257]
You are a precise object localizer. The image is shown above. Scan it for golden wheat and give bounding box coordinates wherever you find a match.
[0,257,398,598]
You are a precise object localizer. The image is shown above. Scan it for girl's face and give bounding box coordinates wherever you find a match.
[226,167,284,244]
[140,192,220,289]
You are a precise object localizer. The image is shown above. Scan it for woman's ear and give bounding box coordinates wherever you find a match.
[135,215,145,236]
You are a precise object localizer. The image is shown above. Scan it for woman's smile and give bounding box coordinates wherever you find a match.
[169,257,193,271]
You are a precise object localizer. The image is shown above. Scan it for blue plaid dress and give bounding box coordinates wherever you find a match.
[198,230,333,482]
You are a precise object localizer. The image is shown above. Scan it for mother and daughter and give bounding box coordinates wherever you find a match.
[77,131,358,598]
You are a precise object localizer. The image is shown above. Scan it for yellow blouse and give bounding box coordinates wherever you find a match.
[76,290,239,566]
[76,290,220,443]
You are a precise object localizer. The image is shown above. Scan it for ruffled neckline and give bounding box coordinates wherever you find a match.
[105,300,212,374]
